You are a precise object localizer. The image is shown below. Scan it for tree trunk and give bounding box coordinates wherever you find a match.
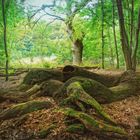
[116,0,140,71]
[67,21,84,66]
[2,0,9,81]
[107,28,114,67]
[130,0,134,54]
[72,39,84,65]
[62,65,120,87]
[116,0,133,70]
[23,69,63,85]
[132,8,140,70]
[101,0,105,69]
[58,108,127,137]
[0,100,53,120]
[112,0,120,69]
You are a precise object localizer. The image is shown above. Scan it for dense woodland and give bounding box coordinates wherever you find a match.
[0,0,140,140]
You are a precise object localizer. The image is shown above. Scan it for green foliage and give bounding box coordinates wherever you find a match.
[0,0,139,69]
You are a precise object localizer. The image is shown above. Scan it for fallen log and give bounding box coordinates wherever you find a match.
[61,82,115,124]
[20,80,63,100]
[0,80,63,103]
[57,108,127,137]
[23,69,63,85]
[56,76,140,103]
[22,65,121,87]
[0,100,53,120]
[62,65,120,87]
[56,77,114,103]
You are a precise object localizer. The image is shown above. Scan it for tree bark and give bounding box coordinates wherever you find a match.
[1,0,9,81]
[112,0,120,69]
[116,0,132,70]
[0,100,53,120]
[72,39,84,65]
[67,22,84,66]
[101,0,105,69]
[132,8,140,70]
[58,108,127,137]
[62,65,120,87]
[107,28,114,66]
[116,0,140,71]
[23,69,63,85]
[130,0,134,54]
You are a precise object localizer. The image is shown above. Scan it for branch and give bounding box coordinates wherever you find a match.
[43,9,65,21]
[28,0,57,20]
[31,14,48,29]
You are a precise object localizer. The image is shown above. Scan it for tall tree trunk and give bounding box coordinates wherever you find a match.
[72,39,84,65]
[130,0,134,54]
[107,28,114,67]
[116,0,132,70]
[2,0,9,81]
[132,8,140,70]
[101,0,105,69]
[112,0,119,69]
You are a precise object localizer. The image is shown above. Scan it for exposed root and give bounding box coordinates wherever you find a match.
[57,108,127,136]
[0,100,53,120]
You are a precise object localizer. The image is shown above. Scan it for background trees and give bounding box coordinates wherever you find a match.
[116,0,140,70]
[0,0,140,70]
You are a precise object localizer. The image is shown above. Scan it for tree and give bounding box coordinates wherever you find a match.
[24,0,91,66]
[101,0,105,69]
[116,0,140,71]
[112,0,119,68]
[62,0,90,65]
[1,0,8,81]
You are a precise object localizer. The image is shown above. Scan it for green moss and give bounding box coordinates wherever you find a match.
[38,124,56,139]
[66,124,85,133]
[23,69,62,85]
[60,77,113,103]
[66,82,116,124]
[0,100,53,120]
[58,108,127,136]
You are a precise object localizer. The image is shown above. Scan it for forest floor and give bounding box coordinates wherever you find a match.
[0,68,140,140]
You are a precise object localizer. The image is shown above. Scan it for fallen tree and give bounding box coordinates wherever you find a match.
[62,65,120,87]
[57,108,127,137]
[0,100,53,120]
[55,76,140,103]
[22,65,121,87]
[23,69,63,85]
[1,65,140,139]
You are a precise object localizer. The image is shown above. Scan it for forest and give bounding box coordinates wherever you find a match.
[0,0,140,140]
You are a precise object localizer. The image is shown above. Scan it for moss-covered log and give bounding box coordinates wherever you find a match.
[66,123,85,133]
[23,69,63,85]
[56,77,114,103]
[109,77,140,102]
[37,124,56,139]
[56,76,140,103]
[61,82,116,124]
[62,65,120,87]
[20,80,63,100]
[0,100,53,120]
[0,80,63,103]
[57,108,127,136]
[35,80,63,97]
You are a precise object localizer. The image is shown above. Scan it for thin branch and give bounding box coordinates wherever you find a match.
[28,0,57,20]
[43,9,65,21]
